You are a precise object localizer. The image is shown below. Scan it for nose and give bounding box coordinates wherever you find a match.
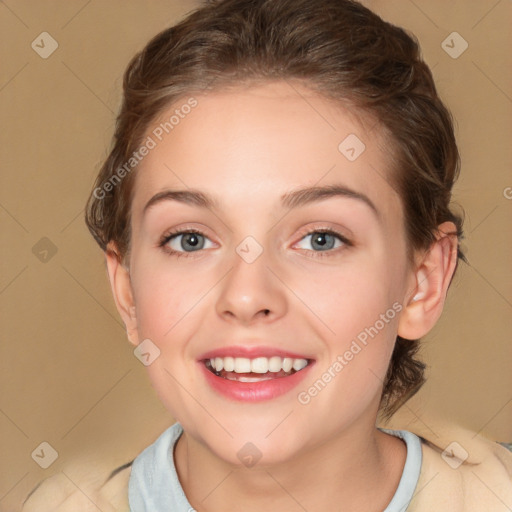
[215,248,287,326]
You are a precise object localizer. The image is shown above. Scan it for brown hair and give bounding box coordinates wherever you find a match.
[85,0,464,420]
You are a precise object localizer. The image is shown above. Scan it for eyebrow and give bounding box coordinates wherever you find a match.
[143,184,378,217]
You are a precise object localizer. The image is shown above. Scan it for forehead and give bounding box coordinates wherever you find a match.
[131,81,399,218]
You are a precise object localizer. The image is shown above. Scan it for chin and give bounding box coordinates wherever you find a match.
[208,434,303,469]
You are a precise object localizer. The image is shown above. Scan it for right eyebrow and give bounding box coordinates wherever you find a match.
[143,189,217,216]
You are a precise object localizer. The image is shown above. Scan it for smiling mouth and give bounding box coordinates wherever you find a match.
[204,356,312,382]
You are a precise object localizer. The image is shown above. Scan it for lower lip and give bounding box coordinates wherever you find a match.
[199,361,314,402]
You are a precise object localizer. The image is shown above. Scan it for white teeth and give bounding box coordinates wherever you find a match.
[234,357,252,373]
[251,357,269,373]
[293,359,308,371]
[223,356,235,372]
[230,375,275,382]
[208,356,309,374]
[282,358,293,372]
[268,356,282,372]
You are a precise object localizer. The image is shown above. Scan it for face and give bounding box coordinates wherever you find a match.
[124,81,415,465]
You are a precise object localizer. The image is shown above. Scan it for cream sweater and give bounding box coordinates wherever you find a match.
[21,418,512,512]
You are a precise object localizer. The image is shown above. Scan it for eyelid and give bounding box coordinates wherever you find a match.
[291,224,353,246]
[158,224,215,244]
[290,225,353,258]
[158,225,218,258]
[157,223,353,259]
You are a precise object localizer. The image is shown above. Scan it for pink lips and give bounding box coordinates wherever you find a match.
[198,345,312,361]
[198,345,315,402]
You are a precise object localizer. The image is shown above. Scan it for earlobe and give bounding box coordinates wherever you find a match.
[398,222,459,341]
[105,242,140,347]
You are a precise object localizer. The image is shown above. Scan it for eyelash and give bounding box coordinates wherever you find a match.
[158,228,207,259]
[158,227,353,259]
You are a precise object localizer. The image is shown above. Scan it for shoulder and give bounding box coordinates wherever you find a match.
[393,416,512,511]
[96,462,132,512]
[22,424,181,512]
[21,462,132,512]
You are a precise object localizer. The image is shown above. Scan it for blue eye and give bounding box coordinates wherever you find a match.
[159,228,350,259]
[161,230,214,253]
[295,231,348,252]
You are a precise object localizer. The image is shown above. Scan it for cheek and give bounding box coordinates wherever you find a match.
[130,258,208,343]
[130,260,208,419]
[295,251,398,338]
[294,249,401,393]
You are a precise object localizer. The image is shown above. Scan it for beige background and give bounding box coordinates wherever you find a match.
[1,1,511,510]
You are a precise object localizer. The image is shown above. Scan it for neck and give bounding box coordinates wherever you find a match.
[174,419,407,512]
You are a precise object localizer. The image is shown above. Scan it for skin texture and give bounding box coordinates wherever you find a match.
[106,80,458,511]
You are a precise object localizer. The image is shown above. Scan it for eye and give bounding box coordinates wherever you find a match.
[160,229,215,255]
[294,230,349,252]
[158,228,350,258]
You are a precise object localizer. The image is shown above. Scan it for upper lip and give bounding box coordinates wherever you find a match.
[198,345,314,361]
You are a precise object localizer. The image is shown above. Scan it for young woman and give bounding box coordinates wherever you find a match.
[23,0,512,510]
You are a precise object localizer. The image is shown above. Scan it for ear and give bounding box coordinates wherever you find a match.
[105,242,140,346]
[398,221,459,340]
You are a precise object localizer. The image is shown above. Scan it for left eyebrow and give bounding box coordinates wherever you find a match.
[142,184,379,218]
[280,184,379,218]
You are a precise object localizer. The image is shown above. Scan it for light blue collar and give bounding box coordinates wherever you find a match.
[129,423,422,511]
